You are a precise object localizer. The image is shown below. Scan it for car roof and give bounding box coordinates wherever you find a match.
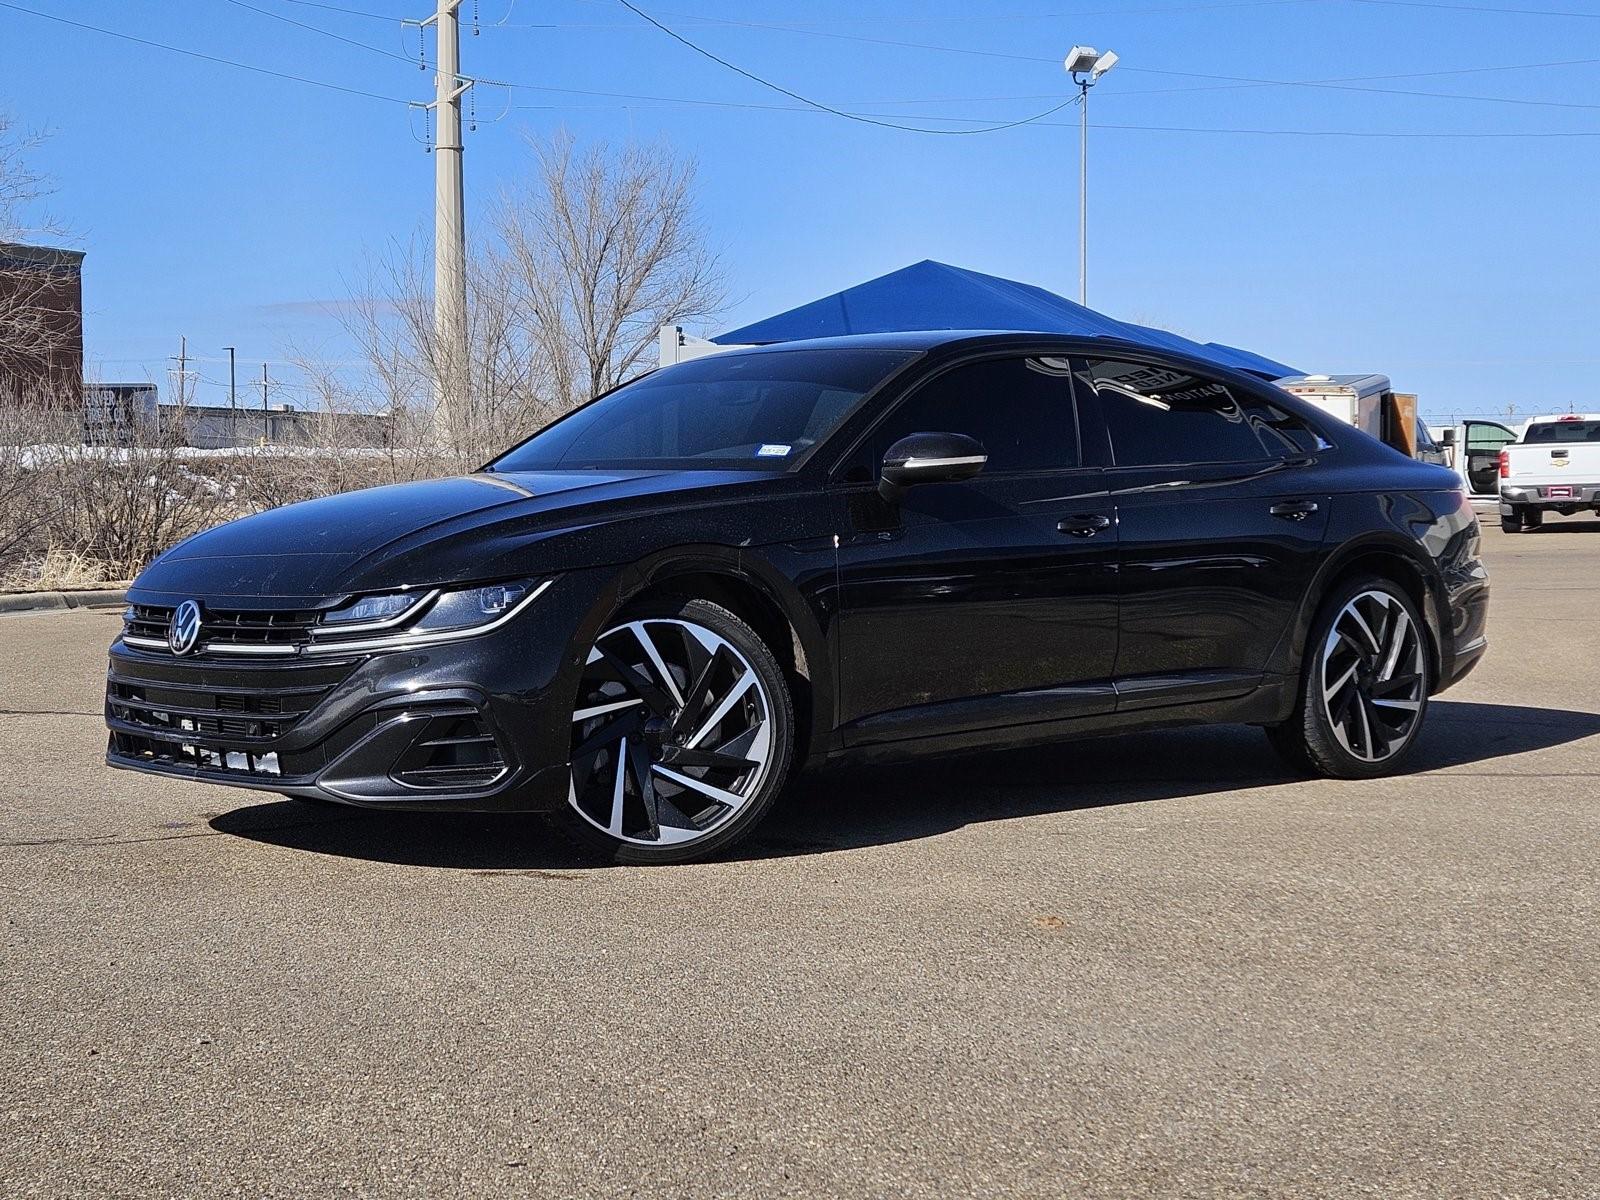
[716,329,1188,358]
[712,329,1292,387]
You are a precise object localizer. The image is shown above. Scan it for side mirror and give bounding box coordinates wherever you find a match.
[1439,427,1457,447]
[879,432,987,501]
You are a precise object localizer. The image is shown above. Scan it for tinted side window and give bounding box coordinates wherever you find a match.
[1081,358,1275,467]
[1250,399,1323,457]
[866,356,1079,474]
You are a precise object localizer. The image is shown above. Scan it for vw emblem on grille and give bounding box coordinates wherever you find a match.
[168,600,203,656]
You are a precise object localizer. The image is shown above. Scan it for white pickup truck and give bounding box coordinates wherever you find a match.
[1498,413,1600,532]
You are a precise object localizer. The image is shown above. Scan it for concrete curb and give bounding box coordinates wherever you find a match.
[0,588,128,615]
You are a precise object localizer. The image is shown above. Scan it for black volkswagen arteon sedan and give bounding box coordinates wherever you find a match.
[107,332,1489,863]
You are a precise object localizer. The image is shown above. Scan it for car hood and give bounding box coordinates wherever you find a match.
[131,469,790,605]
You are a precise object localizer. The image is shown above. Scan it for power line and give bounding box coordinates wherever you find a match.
[506,96,1600,137]
[275,0,402,18]
[489,51,1600,113]
[1120,63,1600,110]
[1344,0,1600,17]
[504,4,1600,114]
[221,0,420,65]
[567,0,1076,135]
[505,0,1323,29]
[1086,119,1600,137]
[0,1,412,104]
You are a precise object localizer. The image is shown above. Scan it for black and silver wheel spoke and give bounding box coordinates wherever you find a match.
[568,617,773,847]
[1320,590,1425,763]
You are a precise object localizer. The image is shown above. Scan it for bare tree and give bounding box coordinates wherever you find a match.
[494,132,726,414]
[0,112,76,393]
[0,112,54,240]
[329,135,724,466]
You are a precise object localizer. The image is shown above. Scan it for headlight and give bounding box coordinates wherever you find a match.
[306,578,547,653]
[411,581,538,633]
[322,591,423,626]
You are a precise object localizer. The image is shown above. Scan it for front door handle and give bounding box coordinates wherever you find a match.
[1058,514,1111,537]
[1270,499,1320,521]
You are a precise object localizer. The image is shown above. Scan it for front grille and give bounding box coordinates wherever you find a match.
[124,604,322,654]
[107,678,329,741]
[110,731,287,777]
[106,655,357,780]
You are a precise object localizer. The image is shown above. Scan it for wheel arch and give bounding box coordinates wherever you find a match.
[1269,533,1446,690]
[594,545,834,768]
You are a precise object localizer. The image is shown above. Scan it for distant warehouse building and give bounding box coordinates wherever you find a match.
[84,388,392,449]
[154,402,393,450]
[0,240,85,401]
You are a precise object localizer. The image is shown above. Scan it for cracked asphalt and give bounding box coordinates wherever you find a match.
[3,520,1599,1198]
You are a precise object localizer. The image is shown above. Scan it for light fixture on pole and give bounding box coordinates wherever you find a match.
[1064,45,1118,306]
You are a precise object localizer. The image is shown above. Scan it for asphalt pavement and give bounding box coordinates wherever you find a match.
[3,517,1598,1198]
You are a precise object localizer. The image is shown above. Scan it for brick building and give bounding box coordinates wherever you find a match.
[0,240,85,401]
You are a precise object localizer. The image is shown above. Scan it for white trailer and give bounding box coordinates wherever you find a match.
[1275,373,1432,463]
[658,325,754,368]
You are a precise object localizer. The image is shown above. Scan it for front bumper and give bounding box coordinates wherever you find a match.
[104,572,609,811]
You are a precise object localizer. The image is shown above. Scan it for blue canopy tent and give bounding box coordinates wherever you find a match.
[713,260,1299,380]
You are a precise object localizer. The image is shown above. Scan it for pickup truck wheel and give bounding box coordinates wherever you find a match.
[1523,508,1544,530]
[1265,577,1431,780]
[1500,512,1522,533]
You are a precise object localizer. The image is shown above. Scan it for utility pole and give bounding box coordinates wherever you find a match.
[417,0,470,447]
[168,335,193,411]
[260,362,271,444]
[224,346,237,446]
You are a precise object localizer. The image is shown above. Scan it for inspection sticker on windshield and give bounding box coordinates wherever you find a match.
[757,444,792,457]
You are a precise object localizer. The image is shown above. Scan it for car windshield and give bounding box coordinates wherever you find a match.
[490,348,916,472]
[1524,420,1600,444]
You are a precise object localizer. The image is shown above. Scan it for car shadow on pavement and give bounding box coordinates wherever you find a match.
[207,700,1600,870]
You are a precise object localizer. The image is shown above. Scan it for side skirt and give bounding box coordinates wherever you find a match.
[826,675,1298,768]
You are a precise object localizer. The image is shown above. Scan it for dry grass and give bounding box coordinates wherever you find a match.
[0,547,124,592]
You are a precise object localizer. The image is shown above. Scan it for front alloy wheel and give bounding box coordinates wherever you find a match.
[561,599,793,863]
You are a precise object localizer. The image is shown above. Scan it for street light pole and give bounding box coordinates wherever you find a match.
[1078,79,1089,306]
[1064,46,1119,307]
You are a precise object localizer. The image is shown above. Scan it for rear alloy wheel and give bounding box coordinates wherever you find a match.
[558,598,793,864]
[1266,579,1431,778]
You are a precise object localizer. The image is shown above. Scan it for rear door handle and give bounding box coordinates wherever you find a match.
[1058,514,1112,537]
[1270,499,1320,521]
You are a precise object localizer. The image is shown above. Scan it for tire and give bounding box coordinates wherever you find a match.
[1500,510,1522,534]
[1523,508,1544,530]
[1265,576,1432,779]
[551,596,795,865]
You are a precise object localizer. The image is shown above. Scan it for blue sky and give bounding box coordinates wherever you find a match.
[5,0,1598,418]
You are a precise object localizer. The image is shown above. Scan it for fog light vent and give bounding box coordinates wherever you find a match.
[391,714,506,790]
